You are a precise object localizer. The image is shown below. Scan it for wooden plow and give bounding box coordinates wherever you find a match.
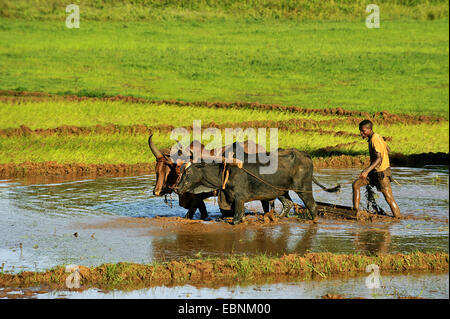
[294,202,394,222]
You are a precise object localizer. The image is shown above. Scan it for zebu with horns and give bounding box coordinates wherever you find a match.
[148,134,290,219]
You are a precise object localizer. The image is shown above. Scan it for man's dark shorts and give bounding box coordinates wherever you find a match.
[366,167,392,192]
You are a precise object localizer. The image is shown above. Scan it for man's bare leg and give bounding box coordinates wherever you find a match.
[381,184,401,219]
[352,178,368,211]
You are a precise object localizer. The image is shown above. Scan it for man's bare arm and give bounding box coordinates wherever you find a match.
[361,152,382,178]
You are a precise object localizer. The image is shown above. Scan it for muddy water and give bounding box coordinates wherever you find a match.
[0,273,447,299]
[0,166,448,273]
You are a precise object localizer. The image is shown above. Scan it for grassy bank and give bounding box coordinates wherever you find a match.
[0,131,358,164]
[1,0,448,22]
[0,17,448,116]
[2,124,447,164]
[0,252,447,290]
[0,96,447,166]
[0,99,335,129]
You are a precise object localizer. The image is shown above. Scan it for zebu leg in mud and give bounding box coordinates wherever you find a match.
[181,194,195,219]
[184,197,208,220]
[296,192,318,221]
[261,195,293,219]
[198,200,208,220]
[278,193,294,218]
[184,206,196,219]
[263,199,286,215]
[261,200,274,221]
[232,197,246,225]
[261,200,271,213]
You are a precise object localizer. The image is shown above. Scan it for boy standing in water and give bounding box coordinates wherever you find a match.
[352,120,401,218]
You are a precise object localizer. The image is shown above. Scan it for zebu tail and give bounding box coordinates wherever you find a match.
[312,176,341,193]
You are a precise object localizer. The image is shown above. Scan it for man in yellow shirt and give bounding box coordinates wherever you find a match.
[352,120,401,218]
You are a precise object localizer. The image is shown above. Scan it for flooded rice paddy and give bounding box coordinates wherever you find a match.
[0,166,448,272]
[0,166,448,298]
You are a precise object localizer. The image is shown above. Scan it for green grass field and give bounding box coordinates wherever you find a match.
[0,130,351,164]
[0,15,448,116]
[2,0,448,22]
[0,99,336,129]
[0,1,448,168]
[0,98,447,164]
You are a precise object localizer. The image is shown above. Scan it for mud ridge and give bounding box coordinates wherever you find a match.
[0,162,155,179]
[0,120,387,140]
[390,152,450,167]
[0,151,447,178]
[0,90,445,124]
[0,158,368,179]
[0,252,447,290]
[316,141,362,154]
[313,151,448,168]
[0,157,366,178]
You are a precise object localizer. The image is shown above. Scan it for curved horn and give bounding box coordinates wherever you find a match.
[148,134,163,159]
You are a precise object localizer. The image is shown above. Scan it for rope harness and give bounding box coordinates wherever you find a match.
[163,193,173,208]
[221,163,347,194]
[173,153,340,194]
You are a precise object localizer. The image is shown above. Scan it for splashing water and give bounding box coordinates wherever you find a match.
[365,185,386,215]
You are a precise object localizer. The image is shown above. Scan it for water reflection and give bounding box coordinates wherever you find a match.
[354,226,391,255]
[152,223,319,260]
[2,273,447,299]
